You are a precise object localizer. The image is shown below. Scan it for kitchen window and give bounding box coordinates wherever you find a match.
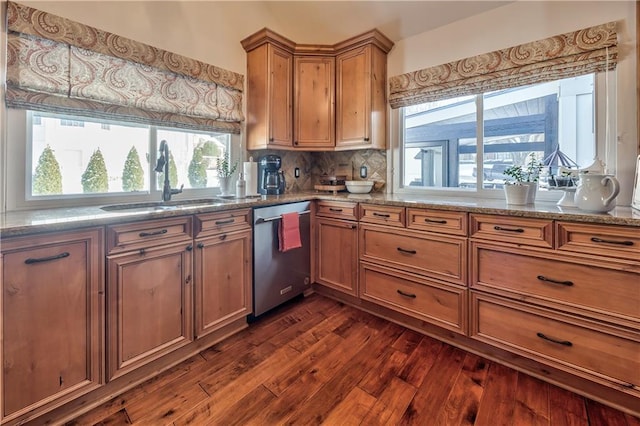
[395,73,614,198]
[5,110,236,210]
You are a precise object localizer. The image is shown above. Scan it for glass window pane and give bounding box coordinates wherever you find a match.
[482,75,594,190]
[156,129,231,189]
[403,95,477,188]
[30,113,150,196]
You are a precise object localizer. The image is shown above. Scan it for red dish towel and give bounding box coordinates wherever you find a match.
[279,212,302,252]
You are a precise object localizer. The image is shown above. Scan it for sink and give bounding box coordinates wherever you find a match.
[100,198,223,212]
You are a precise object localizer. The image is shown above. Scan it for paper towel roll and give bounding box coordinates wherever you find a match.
[243,158,259,196]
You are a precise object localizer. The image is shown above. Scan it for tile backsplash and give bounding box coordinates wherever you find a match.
[247,149,387,193]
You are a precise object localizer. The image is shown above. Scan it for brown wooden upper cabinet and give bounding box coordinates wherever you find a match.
[241,28,394,151]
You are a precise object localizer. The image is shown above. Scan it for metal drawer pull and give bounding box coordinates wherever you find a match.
[373,212,391,218]
[25,252,70,264]
[397,247,417,255]
[494,225,524,233]
[215,219,235,225]
[590,237,634,246]
[329,208,343,212]
[139,229,168,237]
[425,218,447,224]
[255,210,310,224]
[536,332,572,347]
[537,275,573,287]
[397,289,417,299]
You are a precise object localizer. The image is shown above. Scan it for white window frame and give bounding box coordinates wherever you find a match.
[390,72,616,203]
[5,109,241,211]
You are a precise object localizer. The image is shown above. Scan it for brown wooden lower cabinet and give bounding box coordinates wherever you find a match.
[470,291,640,390]
[106,241,194,380]
[194,228,252,337]
[315,216,359,296]
[360,261,467,334]
[1,229,104,424]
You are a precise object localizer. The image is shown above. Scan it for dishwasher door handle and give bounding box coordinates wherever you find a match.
[255,210,311,224]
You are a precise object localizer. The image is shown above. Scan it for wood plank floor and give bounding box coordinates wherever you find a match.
[67,294,639,426]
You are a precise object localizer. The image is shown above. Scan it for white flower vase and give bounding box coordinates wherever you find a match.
[523,182,537,204]
[218,176,232,196]
[504,183,530,205]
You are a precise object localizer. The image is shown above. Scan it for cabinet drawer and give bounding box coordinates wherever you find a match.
[107,216,193,253]
[470,242,640,327]
[407,208,467,236]
[557,221,640,261]
[196,208,251,237]
[315,200,358,220]
[361,262,467,334]
[359,204,405,227]
[471,293,640,389]
[360,225,466,285]
[470,214,553,248]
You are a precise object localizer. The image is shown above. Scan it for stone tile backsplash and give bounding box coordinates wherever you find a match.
[247,149,387,193]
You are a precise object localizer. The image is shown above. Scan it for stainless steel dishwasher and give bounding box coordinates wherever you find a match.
[252,201,311,317]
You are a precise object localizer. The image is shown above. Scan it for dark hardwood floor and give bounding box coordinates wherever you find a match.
[67,294,639,426]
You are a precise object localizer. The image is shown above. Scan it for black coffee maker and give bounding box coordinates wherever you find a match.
[258,155,285,195]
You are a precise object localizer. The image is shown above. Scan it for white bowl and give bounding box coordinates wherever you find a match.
[345,180,373,194]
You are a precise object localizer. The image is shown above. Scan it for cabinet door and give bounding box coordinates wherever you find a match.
[194,229,252,337]
[294,56,335,149]
[269,44,293,147]
[336,44,387,150]
[107,243,193,380]
[245,43,293,150]
[315,217,358,296]
[1,229,103,422]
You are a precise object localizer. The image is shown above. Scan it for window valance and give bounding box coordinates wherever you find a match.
[5,1,244,133]
[389,21,618,109]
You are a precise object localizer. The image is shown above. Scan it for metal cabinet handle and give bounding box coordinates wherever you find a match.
[494,226,524,233]
[215,219,235,225]
[397,289,416,299]
[536,332,572,347]
[373,212,390,218]
[590,237,634,246]
[186,245,193,251]
[197,242,205,249]
[139,229,168,237]
[397,247,416,255]
[25,252,70,264]
[364,137,370,142]
[329,208,343,212]
[537,275,573,287]
[425,218,447,224]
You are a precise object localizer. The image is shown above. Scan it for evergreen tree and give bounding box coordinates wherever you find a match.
[33,145,63,195]
[169,152,178,187]
[156,152,178,189]
[82,148,108,193]
[188,145,207,188]
[122,146,144,192]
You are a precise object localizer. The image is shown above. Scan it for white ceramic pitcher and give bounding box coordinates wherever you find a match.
[575,173,620,213]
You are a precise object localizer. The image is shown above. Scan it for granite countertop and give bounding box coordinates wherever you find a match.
[2,191,639,237]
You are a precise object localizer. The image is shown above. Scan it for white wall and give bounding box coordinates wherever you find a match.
[388,1,638,205]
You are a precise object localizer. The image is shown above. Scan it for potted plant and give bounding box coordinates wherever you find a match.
[216,154,237,196]
[503,153,543,205]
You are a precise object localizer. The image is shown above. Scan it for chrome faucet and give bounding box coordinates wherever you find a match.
[154,140,183,202]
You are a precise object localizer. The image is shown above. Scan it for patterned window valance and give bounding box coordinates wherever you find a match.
[389,22,618,109]
[5,1,244,133]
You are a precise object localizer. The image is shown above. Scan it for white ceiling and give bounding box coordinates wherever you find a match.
[256,1,514,44]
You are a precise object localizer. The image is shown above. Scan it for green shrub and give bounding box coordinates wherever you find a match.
[188,145,207,188]
[82,148,108,193]
[122,146,144,192]
[33,145,63,195]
